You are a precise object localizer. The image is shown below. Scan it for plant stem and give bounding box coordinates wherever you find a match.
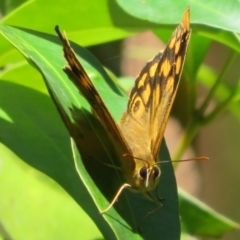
[203,89,238,125]
[173,51,238,163]
[197,51,236,117]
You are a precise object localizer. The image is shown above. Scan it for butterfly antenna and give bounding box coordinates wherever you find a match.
[154,156,209,165]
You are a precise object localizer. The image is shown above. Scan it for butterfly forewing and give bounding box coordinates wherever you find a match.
[120,8,191,163]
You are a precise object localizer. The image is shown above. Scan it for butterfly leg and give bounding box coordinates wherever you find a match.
[100,183,131,214]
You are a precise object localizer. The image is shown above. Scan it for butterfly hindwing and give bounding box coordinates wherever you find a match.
[55,26,131,159]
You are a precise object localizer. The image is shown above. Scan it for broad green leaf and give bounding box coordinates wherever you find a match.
[2,0,239,70]
[0,35,23,66]
[0,144,102,240]
[195,26,240,53]
[0,0,153,77]
[1,0,156,46]
[0,63,103,239]
[117,0,240,32]
[0,61,48,92]
[179,188,240,237]
[0,24,180,239]
[117,1,240,52]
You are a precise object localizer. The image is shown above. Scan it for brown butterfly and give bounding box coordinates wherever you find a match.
[55,7,191,213]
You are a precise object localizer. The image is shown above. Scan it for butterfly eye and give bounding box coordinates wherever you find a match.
[139,166,148,179]
[152,166,160,179]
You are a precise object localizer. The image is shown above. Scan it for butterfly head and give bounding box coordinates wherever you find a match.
[137,164,160,191]
[132,156,161,192]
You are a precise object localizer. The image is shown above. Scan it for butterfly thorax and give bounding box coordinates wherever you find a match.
[119,112,161,192]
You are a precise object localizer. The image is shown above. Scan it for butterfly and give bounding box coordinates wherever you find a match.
[55,7,191,213]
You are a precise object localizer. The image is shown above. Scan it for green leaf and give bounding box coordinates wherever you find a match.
[1,0,155,46]
[2,0,239,73]
[0,24,180,239]
[0,143,102,240]
[0,0,157,73]
[117,1,240,52]
[0,61,102,239]
[0,35,24,66]
[179,188,240,237]
[117,0,240,32]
